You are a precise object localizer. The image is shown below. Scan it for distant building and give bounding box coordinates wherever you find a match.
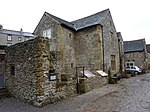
[146,44,150,69]
[0,25,34,62]
[124,39,148,71]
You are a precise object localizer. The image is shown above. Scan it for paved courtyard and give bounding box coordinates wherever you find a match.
[1,73,150,112]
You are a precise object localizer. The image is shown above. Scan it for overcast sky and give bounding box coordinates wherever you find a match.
[0,0,150,43]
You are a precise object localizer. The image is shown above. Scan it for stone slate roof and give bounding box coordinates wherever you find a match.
[72,9,109,30]
[44,9,109,31]
[124,39,145,53]
[146,44,150,53]
[0,29,34,37]
[45,12,75,29]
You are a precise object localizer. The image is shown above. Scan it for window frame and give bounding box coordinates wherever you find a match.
[18,37,22,41]
[43,28,52,39]
[111,55,116,70]
[7,35,12,41]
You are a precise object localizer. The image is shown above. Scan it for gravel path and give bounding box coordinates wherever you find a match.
[1,73,150,112]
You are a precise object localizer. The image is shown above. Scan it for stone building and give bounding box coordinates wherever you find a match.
[5,37,106,107]
[0,25,34,62]
[146,44,150,69]
[124,38,148,71]
[5,9,121,106]
[117,32,124,73]
[0,25,34,88]
[0,25,34,47]
[34,8,120,74]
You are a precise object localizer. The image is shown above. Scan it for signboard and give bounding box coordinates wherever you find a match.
[50,75,56,81]
[81,70,95,78]
[96,70,108,76]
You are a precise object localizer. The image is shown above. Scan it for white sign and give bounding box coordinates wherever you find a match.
[50,75,56,80]
[81,70,95,78]
[96,70,108,76]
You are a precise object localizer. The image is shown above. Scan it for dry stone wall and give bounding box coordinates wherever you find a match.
[5,37,76,107]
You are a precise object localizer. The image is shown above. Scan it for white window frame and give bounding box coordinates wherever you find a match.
[18,37,22,41]
[43,30,47,37]
[25,37,29,41]
[7,35,12,41]
[7,43,12,46]
[43,28,51,39]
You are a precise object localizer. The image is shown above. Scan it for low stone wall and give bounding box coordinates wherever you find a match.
[79,76,107,93]
[4,37,76,107]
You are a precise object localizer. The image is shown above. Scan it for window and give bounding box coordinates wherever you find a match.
[25,37,29,41]
[43,28,51,39]
[49,69,57,81]
[11,65,15,75]
[110,32,114,44]
[71,63,74,68]
[7,35,12,41]
[18,37,22,41]
[111,55,116,70]
[69,33,72,39]
[7,43,12,46]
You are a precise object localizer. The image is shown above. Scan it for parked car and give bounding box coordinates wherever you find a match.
[125,66,142,75]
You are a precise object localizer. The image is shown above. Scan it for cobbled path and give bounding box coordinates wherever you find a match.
[1,73,150,112]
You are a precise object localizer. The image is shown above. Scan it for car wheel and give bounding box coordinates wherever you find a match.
[134,71,138,75]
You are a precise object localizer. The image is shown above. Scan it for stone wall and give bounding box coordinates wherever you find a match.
[5,37,76,107]
[34,14,77,81]
[75,25,103,71]
[79,76,107,93]
[101,12,120,73]
[124,52,147,70]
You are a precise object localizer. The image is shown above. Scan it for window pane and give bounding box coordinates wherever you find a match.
[18,37,22,41]
[43,30,46,37]
[7,35,12,41]
[7,43,12,46]
[47,29,51,38]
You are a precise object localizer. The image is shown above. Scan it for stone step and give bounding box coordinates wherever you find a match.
[0,88,11,98]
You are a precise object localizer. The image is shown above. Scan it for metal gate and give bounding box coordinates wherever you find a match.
[0,62,4,89]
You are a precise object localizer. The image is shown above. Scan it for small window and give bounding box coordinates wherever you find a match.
[43,29,51,39]
[49,69,57,81]
[111,55,116,70]
[7,35,12,41]
[25,37,29,41]
[11,65,15,75]
[110,32,114,44]
[69,33,72,38]
[71,63,74,68]
[130,63,133,66]
[47,29,51,39]
[18,37,22,41]
[7,43,12,46]
[43,30,47,37]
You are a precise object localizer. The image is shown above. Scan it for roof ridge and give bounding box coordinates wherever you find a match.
[71,9,109,23]
[45,12,75,28]
[124,38,145,42]
[1,29,33,34]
